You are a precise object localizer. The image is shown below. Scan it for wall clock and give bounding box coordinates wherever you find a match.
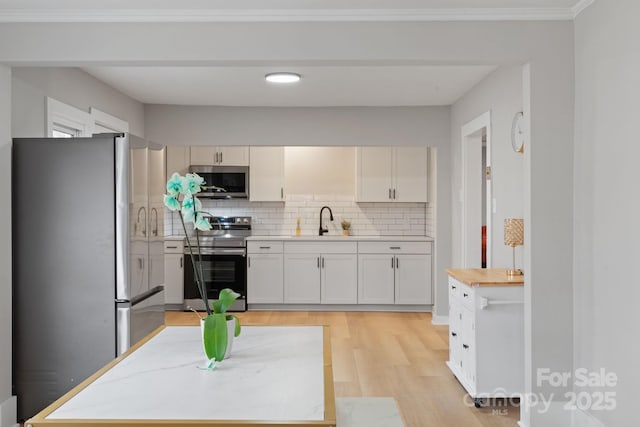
[511,111,525,153]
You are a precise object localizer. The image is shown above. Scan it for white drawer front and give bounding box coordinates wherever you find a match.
[164,240,184,253]
[358,241,431,254]
[248,241,284,254]
[449,277,461,301]
[284,241,357,254]
[460,284,475,310]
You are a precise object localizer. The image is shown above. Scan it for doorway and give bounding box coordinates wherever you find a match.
[461,111,492,268]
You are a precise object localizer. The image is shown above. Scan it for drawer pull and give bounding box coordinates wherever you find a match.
[390,246,401,250]
[451,285,456,290]
[259,246,271,249]
[451,332,457,337]
[166,245,177,249]
[463,344,469,349]
[463,293,469,298]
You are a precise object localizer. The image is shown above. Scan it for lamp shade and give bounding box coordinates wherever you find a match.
[504,218,524,247]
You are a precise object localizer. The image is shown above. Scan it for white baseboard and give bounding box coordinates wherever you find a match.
[572,408,606,427]
[431,314,449,325]
[0,396,17,427]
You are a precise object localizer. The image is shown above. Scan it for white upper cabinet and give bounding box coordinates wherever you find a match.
[190,146,249,166]
[166,145,190,178]
[394,147,428,202]
[356,146,428,203]
[356,146,393,202]
[249,146,285,202]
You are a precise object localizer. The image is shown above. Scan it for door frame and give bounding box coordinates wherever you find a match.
[461,111,492,268]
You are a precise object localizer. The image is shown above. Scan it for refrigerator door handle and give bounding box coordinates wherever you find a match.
[116,302,131,356]
[130,285,164,306]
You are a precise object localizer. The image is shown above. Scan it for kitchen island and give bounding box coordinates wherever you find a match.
[445,268,524,407]
[26,326,336,427]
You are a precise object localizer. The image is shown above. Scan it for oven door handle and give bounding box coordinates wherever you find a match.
[189,248,247,256]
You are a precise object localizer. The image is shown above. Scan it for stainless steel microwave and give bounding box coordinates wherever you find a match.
[189,165,249,199]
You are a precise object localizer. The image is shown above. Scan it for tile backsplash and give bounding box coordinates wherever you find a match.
[165,194,434,237]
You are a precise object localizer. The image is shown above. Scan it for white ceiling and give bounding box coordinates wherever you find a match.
[83,65,497,107]
[3,0,589,107]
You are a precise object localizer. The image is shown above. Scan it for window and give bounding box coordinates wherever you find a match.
[45,98,130,138]
[46,97,93,137]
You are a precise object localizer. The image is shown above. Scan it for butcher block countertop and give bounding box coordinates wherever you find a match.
[446,268,524,287]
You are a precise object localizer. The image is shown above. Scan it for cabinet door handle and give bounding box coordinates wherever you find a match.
[463,344,469,349]
[463,293,469,298]
[391,257,394,269]
[317,257,320,268]
[215,152,219,163]
[451,332,457,337]
[321,257,325,268]
[220,152,223,163]
[166,245,177,249]
[389,188,392,199]
[259,246,271,249]
[180,257,183,268]
[452,285,457,290]
[395,257,399,268]
[393,188,396,199]
[248,256,250,268]
[390,246,401,250]
[281,187,284,199]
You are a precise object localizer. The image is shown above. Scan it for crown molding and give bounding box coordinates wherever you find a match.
[0,7,579,23]
[572,0,595,17]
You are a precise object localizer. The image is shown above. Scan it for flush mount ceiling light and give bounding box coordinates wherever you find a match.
[265,72,301,83]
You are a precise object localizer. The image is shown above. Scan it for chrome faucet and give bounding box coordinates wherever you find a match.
[319,206,334,236]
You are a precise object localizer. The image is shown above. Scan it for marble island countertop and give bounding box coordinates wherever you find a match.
[29,326,335,427]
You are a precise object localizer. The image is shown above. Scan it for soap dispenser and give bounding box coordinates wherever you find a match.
[295,217,302,236]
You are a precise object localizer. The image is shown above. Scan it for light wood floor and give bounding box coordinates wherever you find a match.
[165,310,519,427]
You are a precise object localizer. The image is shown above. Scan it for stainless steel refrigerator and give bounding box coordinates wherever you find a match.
[12,133,166,421]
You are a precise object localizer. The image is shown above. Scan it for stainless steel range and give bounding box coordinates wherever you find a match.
[183,216,251,312]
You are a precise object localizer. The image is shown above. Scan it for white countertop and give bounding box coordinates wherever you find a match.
[47,326,325,422]
[246,235,433,242]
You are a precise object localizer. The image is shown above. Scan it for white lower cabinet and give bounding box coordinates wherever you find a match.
[247,241,284,304]
[247,238,433,308]
[320,253,358,304]
[164,240,184,305]
[358,241,432,305]
[395,254,432,305]
[358,254,395,304]
[283,253,322,303]
[446,274,523,405]
[283,241,358,304]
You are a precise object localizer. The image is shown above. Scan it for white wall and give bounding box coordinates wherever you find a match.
[0,65,16,427]
[574,1,640,425]
[11,67,145,137]
[450,66,524,270]
[144,104,449,147]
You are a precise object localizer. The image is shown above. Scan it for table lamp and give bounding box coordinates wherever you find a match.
[504,218,524,277]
